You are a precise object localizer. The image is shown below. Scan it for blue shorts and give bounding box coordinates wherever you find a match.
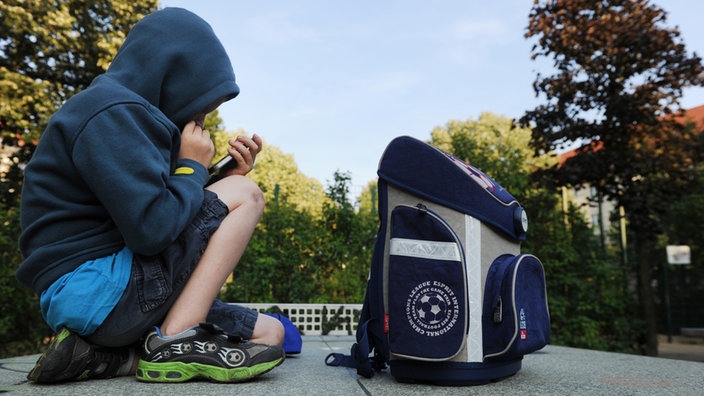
[87,190,258,347]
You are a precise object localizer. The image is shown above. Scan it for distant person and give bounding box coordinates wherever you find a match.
[17,7,284,383]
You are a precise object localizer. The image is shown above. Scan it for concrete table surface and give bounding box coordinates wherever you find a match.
[1,335,702,395]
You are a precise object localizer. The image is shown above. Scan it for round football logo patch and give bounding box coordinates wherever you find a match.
[406,281,460,336]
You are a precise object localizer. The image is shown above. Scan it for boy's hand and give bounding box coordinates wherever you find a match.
[222,134,263,176]
[179,121,215,168]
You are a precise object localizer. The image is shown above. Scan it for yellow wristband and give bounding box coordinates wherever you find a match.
[174,166,195,175]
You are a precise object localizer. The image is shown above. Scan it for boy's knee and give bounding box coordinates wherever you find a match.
[240,179,265,218]
[248,182,265,213]
[253,314,285,346]
[235,176,264,211]
[208,175,265,213]
[271,317,285,346]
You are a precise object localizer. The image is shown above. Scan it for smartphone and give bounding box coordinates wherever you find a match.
[208,154,236,175]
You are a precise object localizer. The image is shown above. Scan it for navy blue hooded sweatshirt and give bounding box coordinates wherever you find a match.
[17,8,239,294]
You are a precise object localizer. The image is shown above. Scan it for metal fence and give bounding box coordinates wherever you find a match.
[234,303,363,336]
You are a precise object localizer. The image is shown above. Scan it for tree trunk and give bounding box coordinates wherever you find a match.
[635,229,658,356]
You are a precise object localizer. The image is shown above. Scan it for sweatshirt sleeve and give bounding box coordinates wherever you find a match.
[72,103,210,255]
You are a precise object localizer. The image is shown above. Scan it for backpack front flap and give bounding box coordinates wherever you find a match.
[378,136,528,242]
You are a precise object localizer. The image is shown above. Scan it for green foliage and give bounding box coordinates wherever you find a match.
[0,0,159,358]
[5,0,694,361]
[0,196,52,357]
[430,113,642,353]
[221,171,377,304]
[249,145,328,217]
[430,112,555,199]
[356,179,379,217]
[665,175,704,253]
[0,0,158,145]
[204,109,226,136]
[523,0,703,231]
[222,203,320,303]
[522,0,704,355]
[209,124,328,216]
[524,201,643,353]
[316,171,377,303]
[522,1,704,242]
[661,165,704,328]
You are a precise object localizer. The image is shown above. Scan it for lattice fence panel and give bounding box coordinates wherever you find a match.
[233,303,363,336]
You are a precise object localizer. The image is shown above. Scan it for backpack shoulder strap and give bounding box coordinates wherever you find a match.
[325,317,387,378]
[325,179,390,378]
[324,264,388,377]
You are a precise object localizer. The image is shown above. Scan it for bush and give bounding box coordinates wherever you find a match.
[0,196,52,358]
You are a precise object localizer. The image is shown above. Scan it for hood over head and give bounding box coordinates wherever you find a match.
[106,7,239,128]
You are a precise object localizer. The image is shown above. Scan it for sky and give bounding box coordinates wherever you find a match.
[160,1,704,196]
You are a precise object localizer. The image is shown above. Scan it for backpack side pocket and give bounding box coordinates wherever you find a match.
[483,254,550,360]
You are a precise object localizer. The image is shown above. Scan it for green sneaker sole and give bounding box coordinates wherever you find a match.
[135,357,284,383]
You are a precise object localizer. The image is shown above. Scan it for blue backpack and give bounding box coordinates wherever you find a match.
[326,136,550,385]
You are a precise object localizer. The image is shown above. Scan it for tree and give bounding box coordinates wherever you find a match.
[430,113,642,352]
[0,0,158,357]
[661,159,704,329]
[207,118,330,216]
[316,171,377,303]
[222,200,321,303]
[522,0,704,355]
[221,170,376,304]
[216,140,331,303]
[1,0,158,147]
[356,179,379,217]
[430,113,552,197]
[249,145,328,217]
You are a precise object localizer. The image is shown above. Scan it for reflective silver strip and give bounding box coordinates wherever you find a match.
[389,238,460,261]
[465,215,483,362]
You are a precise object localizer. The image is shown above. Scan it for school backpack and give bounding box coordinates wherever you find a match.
[325,136,550,385]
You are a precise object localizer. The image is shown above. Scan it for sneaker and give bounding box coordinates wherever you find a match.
[27,328,128,383]
[136,322,284,383]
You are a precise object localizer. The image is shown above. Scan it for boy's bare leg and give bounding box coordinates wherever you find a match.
[159,175,283,345]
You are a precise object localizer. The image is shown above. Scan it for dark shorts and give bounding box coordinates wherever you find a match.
[87,190,258,348]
